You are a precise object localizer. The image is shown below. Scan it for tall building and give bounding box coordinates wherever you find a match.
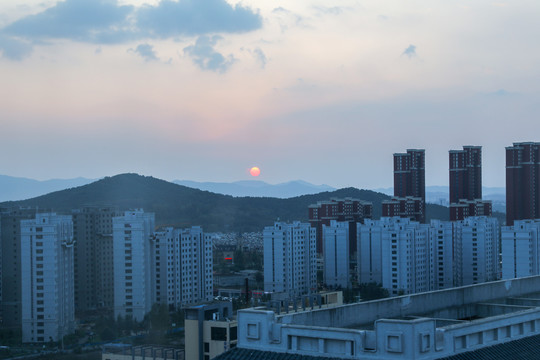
[263,221,317,297]
[308,198,372,254]
[449,146,482,203]
[392,149,425,222]
[20,213,75,343]
[322,221,350,288]
[72,207,119,314]
[0,208,37,329]
[358,217,435,296]
[449,146,491,221]
[152,226,213,310]
[113,210,155,322]
[357,217,466,295]
[501,219,540,279]
[380,218,432,296]
[453,216,499,286]
[506,142,540,225]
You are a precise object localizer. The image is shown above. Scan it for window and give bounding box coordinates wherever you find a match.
[211,327,227,341]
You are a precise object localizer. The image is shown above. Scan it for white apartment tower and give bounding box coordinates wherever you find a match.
[453,216,499,286]
[263,222,317,297]
[501,219,540,279]
[113,210,155,322]
[21,213,75,343]
[322,221,349,288]
[357,219,384,285]
[380,218,432,296]
[429,220,454,290]
[358,217,447,296]
[152,226,213,309]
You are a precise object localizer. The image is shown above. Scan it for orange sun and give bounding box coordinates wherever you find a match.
[250,167,261,177]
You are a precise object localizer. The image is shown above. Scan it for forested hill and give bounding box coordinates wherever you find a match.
[0,173,451,232]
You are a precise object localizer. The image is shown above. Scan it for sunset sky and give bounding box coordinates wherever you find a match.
[0,0,539,188]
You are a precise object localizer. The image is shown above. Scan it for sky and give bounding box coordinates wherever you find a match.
[0,0,539,189]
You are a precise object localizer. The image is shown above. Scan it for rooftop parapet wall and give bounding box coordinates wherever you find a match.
[276,276,540,328]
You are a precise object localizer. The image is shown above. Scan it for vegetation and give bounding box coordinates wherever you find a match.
[0,173,452,232]
[342,283,390,303]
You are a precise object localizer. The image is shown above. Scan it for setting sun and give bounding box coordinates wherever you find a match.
[250,167,261,177]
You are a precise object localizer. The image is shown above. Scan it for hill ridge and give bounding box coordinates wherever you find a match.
[0,173,453,232]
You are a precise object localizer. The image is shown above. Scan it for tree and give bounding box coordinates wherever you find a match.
[147,303,170,331]
[358,282,389,301]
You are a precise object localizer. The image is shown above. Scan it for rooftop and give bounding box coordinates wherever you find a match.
[225,276,540,359]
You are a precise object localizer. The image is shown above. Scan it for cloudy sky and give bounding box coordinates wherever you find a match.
[0,0,538,189]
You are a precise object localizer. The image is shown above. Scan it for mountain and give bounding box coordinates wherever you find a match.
[0,174,96,201]
[0,173,451,232]
[173,179,336,198]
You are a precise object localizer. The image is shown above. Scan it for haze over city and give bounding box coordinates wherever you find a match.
[1,0,539,189]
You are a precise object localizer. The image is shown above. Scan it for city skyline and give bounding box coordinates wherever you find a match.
[1,0,539,188]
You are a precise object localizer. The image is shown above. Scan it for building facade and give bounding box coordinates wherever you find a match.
[357,217,492,295]
[453,216,500,286]
[184,303,236,360]
[308,198,372,254]
[152,226,213,310]
[393,149,426,222]
[113,210,155,322]
[501,219,540,279]
[0,208,37,329]
[381,196,424,222]
[506,142,540,225]
[20,213,75,343]
[322,221,350,288]
[358,217,437,296]
[449,146,492,221]
[72,207,119,314]
[263,222,317,297]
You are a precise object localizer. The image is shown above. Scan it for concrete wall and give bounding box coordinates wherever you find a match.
[276,276,540,328]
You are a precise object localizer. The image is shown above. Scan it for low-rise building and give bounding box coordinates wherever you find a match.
[185,303,237,360]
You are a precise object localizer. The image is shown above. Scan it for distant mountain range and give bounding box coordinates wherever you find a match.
[0,173,459,232]
[0,175,96,201]
[173,179,336,198]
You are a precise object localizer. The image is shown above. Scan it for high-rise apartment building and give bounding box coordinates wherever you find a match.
[453,216,499,286]
[263,221,317,297]
[322,221,350,288]
[501,219,540,279]
[392,149,425,222]
[0,208,37,330]
[506,142,540,225]
[152,226,213,309]
[358,217,433,296]
[113,210,155,322]
[449,146,482,203]
[429,220,454,290]
[20,213,75,343]
[449,146,492,221]
[72,207,119,314]
[308,198,372,254]
[357,217,488,295]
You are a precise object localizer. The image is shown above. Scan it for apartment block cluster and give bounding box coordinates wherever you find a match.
[0,208,213,343]
[263,142,540,298]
